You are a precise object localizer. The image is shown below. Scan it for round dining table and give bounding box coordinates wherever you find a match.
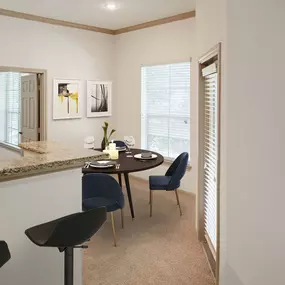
[82,148,164,219]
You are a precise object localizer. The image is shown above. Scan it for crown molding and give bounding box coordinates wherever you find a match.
[114,10,195,35]
[0,8,195,36]
[0,8,115,35]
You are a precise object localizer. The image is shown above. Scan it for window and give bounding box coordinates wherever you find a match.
[141,62,190,160]
[0,72,21,145]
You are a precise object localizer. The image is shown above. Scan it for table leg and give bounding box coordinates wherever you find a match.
[118,173,122,187]
[124,173,135,219]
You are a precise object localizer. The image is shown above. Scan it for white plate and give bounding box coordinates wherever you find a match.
[116,146,126,152]
[134,153,158,160]
[89,160,115,168]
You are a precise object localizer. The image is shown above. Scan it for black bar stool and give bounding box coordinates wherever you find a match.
[0,241,11,268]
[25,207,106,285]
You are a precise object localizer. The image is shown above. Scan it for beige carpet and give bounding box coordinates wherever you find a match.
[83,177,215,285]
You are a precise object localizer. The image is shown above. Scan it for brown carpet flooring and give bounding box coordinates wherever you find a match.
[83,177,215,285]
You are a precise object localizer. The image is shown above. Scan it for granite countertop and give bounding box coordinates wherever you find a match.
[0,141,107,182]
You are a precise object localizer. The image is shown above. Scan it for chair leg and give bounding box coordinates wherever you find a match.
[121,209,124,229]
[175,191,179,205]
[175,189,183,216]
[118,173,122,187]
[150,190,153,217]
[110,212,117,247]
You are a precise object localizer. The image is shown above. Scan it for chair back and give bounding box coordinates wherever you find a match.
[25,207,107,247]
[48,208,106,247]
[0,241,11,268]
[82,174,123,202]
[113,140,126,147]
[165,152,189,189]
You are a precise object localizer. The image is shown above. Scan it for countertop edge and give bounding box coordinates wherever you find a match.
[0,153,107,182]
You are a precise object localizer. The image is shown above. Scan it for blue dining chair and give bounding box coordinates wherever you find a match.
[149,152,189,217]
[82,174,124,247]
[113,140,127,148]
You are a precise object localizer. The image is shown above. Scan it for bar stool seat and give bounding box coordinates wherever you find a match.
[26,208,106,248]
[0,241,11,268]
[25,207,107,285]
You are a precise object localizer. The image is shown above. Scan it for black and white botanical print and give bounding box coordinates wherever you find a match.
[90,84,108,112]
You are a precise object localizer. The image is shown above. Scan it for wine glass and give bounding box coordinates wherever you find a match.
[124,136,135,153]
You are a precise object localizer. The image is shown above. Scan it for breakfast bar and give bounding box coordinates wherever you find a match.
[0,141,105,285]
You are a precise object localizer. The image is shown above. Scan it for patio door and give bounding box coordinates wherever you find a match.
[198,44,221,279]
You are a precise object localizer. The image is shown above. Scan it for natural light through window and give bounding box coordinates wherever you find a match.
[141,62,190,161]
[0,72,21,146]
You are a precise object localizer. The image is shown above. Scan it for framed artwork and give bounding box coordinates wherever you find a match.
[53,79,82,120]
[87,81,112,117]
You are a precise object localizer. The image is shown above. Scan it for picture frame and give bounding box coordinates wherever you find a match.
[87,80,112,118]
[53,79,82,120]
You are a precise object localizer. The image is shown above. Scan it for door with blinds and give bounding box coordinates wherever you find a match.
[198,44,221,278]
[203,68,218,253]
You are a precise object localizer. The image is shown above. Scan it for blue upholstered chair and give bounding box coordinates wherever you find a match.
[149,152,189,217]
[113,140,127,148]
[82,174,125,247]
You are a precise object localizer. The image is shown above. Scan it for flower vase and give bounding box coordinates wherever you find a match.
[101,137,108,151]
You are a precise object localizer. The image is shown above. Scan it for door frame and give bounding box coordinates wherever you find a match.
[197,43,221,283]
[0,66,47,142]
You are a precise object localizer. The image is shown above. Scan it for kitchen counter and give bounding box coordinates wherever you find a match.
[0,141,106,181]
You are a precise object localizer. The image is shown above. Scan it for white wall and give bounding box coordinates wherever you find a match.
[224,0,285,284]
[0,169,83,285]
[0,16,115,147]
[114,19,197,193]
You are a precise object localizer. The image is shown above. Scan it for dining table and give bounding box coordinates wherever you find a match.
[82,148,164,219]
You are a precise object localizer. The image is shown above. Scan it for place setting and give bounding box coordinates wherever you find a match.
[134,151,158,161]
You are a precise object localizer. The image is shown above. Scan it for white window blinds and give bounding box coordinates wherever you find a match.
[0,72,21,145]
[203,68,218,252]
[141,62,190,160]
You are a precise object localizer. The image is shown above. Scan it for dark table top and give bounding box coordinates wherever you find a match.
[82,148,164,174]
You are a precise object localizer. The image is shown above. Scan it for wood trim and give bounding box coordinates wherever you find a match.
[202,240,216,278]
[205,233,216,261]
[39,72,47,141]
[199,43,221,64]
[0,66,46,73]
[0,8,115,35]
[114,11,195,35]
[0,9,195,35]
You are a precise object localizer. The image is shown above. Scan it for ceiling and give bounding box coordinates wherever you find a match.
[0,0,196,29]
